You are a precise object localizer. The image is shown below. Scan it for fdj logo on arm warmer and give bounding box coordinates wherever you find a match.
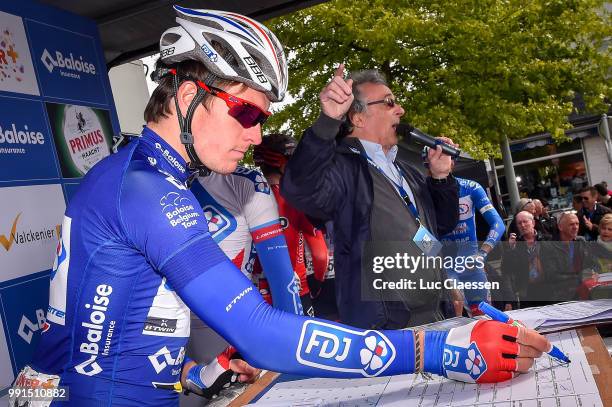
[296,321,395,377]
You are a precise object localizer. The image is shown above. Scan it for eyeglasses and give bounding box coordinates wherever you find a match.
[167,69,270,128]
[196,81,271,128]
[366,96,397,108]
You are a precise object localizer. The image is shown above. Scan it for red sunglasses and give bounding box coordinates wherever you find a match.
[196,80,271,128]
[168,69,270,128]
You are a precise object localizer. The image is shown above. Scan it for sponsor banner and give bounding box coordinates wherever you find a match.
[0,11,39,96]
[0,98,59,182]
[0,184,65,283]
[46,102,114,178]
[26,20,105,104]
[0,311,14,394]
[0,271,50,376]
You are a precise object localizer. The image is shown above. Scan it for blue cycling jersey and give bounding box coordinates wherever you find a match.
[31,127,416,406]
[440,178,504,306]
[441,177,505,253]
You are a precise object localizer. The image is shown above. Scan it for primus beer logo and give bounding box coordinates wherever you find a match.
[41,48,96,79]
[61,105,111,175]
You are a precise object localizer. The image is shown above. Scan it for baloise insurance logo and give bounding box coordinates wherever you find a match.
[41,47,96,80]
[0,120,45,155]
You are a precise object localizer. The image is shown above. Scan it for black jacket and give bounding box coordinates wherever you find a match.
[540,237,600,302]
[281,114,459,328]
[501,232,551,300]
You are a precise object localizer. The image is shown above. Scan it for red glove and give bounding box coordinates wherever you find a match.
[425,320,548,383]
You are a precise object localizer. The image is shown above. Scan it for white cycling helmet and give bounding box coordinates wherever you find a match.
[160,5,288,102]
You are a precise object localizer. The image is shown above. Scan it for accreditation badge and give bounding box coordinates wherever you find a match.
[413,223,442,257]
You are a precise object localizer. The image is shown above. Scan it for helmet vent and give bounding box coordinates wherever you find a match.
[198,19,224,31]
[232,20,259,39]
[227,30,258,47]
[161,32,182,46]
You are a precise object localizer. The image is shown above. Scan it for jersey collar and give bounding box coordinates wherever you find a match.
[140,126,192,184]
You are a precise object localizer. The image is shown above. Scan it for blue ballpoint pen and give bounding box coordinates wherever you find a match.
[478,302,571,364]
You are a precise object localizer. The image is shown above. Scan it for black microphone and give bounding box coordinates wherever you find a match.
[396,123,461,158]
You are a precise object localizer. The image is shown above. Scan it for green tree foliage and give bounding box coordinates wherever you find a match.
[265,0,611,158]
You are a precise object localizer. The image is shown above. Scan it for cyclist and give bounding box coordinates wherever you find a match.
[253,133,330,316]
[13,7,549,407]
[182,168,303,405]
[423,148,505,315]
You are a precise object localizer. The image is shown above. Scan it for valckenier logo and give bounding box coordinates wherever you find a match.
[0,212,60,252]
[41,48,96,79]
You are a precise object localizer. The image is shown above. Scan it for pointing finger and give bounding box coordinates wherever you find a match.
[334,63,345,78]
[331,75,352,96]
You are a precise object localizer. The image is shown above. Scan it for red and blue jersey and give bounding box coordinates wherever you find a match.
[191,168,302,314]
[441,177,505,254]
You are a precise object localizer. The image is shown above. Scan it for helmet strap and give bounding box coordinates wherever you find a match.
[172,70,211,177]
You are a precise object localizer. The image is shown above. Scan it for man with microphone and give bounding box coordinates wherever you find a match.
[281,66,460,329]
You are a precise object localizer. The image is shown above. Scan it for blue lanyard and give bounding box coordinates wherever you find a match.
[360,151,420,221]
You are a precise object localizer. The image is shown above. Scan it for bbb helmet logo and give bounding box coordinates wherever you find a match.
[160,47,175,58]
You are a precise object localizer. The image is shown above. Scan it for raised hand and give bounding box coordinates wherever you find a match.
[319,63,354,120]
